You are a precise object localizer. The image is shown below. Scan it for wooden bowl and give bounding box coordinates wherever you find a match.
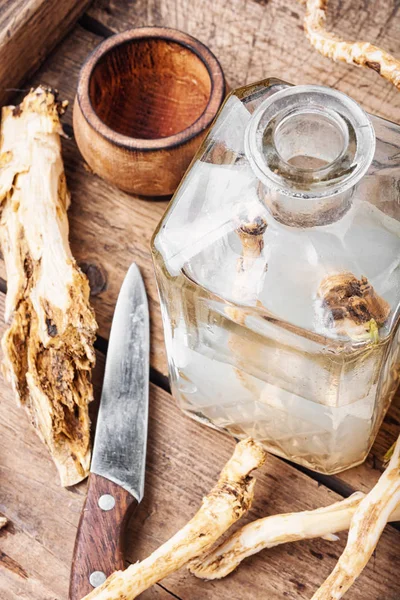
[73,27,226,196]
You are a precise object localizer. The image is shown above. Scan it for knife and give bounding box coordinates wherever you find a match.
[69,264,149,600]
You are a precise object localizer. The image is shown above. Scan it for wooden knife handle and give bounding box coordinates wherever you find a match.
[69,473,138,600]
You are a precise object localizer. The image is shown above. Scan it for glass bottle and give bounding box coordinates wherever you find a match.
[151,79,400,474]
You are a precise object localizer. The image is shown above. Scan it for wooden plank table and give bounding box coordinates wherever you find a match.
[1,1,400,598]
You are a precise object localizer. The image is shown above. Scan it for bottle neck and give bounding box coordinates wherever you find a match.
[245,85,375,228]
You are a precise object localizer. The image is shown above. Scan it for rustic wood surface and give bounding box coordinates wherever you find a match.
[0,0,91,106]
[1,0,400,599]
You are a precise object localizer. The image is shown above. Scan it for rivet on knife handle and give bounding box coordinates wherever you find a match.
[68,473,138,600]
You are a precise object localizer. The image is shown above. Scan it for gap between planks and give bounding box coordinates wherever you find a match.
[156,582,185,600]
[79,13,115,38]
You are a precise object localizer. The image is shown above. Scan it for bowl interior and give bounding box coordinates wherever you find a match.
[89,37,212,140]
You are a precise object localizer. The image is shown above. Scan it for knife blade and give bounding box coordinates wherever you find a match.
[69,264,149,600]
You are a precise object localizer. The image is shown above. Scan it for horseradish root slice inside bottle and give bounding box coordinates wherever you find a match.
[152,80,400,474]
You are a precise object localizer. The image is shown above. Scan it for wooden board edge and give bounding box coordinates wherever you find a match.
[0,0,92,106]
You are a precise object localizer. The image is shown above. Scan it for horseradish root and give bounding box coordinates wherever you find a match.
[191,493,363,579]
[318,272,390,341]
[226,216,268,397]
[311,433,400,599]
[190,492,400,579]
[0,87,97,486]
[304,0,400,90]
[81,438,266,600]
[227,215,268,319]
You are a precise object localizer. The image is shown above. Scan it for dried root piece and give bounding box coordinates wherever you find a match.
[227,216,268,396]
[304,0,400,90]
[236,219,267,264]
[311,433,400,599]
[191,493,363,579]
[318,272,390,340]
[82,439,266,600]
[228,216,268,315]
[190,492,400,579]
[0,87,97,486]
